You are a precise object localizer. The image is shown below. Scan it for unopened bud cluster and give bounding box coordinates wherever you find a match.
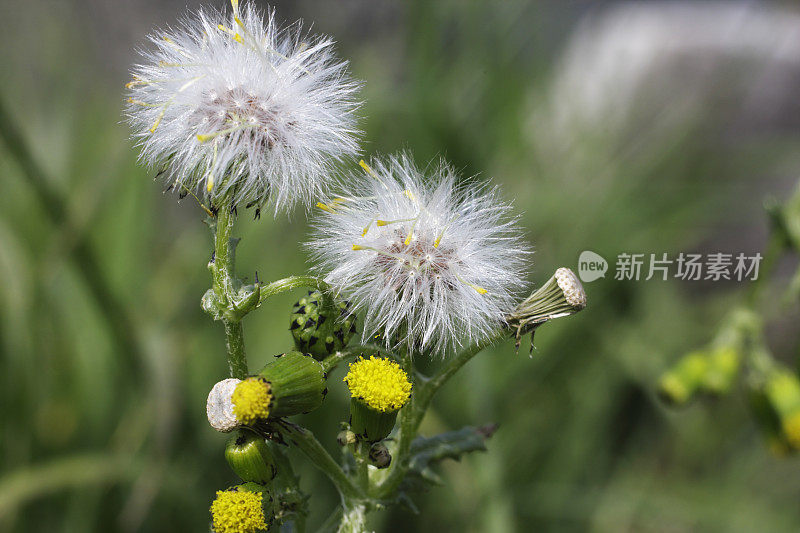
[658,308,758,406]
[290,290,357,360]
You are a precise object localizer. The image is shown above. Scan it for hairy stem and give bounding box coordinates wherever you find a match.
[276,421,364,501]
[259,275,328,304]
[223,321,248,379]
[321,344,398,373]
[338,502,367,533]
[377,331,505,497]
[355,441,370,491]
[211,201,249,379]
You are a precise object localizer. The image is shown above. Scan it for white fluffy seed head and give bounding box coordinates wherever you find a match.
[307,153,530,355]
[125,1,362,213]
[206,378,241,432]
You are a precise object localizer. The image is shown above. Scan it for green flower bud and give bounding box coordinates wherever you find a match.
[658,351,708,406]
[368,442,392,469]
[254,351,327,419]
[225,430,277,485]
[344,357,412,442]
[337,430,357,447]
[290,290,357,360]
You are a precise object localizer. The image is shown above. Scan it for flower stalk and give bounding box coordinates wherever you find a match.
[273,421,364,502]
[209,198,252,379]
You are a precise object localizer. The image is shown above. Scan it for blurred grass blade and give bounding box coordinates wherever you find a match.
[0,96,143,369]
[0,453,138,520]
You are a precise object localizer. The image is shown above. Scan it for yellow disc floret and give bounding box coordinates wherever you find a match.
[232,378,272,425]
[344,356,412,413]
[210,489,267,533]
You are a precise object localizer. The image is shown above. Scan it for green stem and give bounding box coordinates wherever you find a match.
[224,321,248,379]
[321,344,397,373]
[258,275,328,304]
[211,200,249,379]
[415,332,503,414]
[377,331,505,497]
[275,421,364,501]
[213,201,235,301]
[337,502,367,533]
[268,443,308,532]
[355,441,370,491]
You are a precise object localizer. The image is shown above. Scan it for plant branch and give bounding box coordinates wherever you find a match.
[209,201,249,379]
[258,275,328,304]
[274,421,364,502]
[223,321,248,379]
[321,344,398,373]
[376,330,506,497]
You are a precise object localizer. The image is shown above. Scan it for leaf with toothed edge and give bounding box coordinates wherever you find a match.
[392,424,498,512]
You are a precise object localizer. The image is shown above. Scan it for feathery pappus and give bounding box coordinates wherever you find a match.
[308,154,530,355]
[125,0,362,213]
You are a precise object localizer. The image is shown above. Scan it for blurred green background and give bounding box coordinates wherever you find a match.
[2,0,800,531]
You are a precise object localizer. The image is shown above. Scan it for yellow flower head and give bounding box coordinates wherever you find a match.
[210,488,267,533]
[344,356,412,413]
[783,411,800,450]
[232,378,272,425]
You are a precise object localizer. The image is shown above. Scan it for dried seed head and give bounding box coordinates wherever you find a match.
[555,267,587,309]
[207,378,242,432]
[507,267,587,351]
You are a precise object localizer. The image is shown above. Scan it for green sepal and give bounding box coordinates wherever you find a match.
[290,290,357,360]
[349,397,398,443]
[257,351,327,418]
[225,430,277,485]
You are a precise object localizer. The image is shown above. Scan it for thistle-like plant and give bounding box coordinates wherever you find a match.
[126,2,586,532]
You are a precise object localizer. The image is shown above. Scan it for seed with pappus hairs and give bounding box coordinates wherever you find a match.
[307,153,530,354]
[125,0,361,213]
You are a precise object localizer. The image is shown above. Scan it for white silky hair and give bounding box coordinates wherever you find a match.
[307,153,530,356]
[125,1,362,213]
